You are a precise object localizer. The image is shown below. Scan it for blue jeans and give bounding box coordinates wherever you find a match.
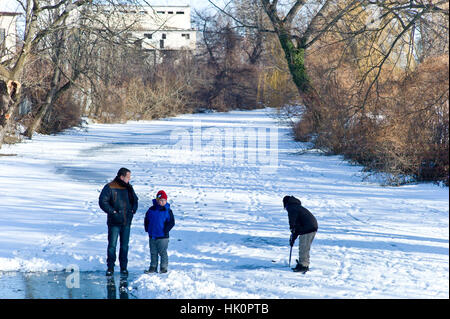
[107,225,131,270]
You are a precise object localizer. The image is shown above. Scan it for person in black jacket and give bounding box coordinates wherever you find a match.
[283,195,318,273]
[99,168,139,276]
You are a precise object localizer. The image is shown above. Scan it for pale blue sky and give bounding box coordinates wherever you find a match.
[0,0,20,12]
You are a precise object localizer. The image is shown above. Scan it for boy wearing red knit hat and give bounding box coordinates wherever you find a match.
[144,190,175,273]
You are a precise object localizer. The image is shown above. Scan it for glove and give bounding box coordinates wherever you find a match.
[289,233,296,247]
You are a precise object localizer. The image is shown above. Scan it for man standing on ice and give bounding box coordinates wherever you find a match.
[283,196,318,273]
[99,168,139,276]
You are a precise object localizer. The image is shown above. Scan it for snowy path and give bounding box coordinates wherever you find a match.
[0,108,448,298]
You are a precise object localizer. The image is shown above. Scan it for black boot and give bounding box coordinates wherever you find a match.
[293,265,309,273]
[292,260,309,273]
[144,267,157,274]
[106,267,114,276]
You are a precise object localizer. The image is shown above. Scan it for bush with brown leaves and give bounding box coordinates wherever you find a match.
[295,43,449,185]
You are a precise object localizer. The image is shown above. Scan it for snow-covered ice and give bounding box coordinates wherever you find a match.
[0,108,448,298]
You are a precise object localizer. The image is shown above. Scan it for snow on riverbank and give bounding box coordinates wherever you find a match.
[0,108,448,298]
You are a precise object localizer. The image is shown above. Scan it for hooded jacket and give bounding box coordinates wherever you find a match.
[285,196,318,236]
[144,199,175,239]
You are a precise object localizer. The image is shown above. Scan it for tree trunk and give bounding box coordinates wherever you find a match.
[0,81,21,149]
[277,32,310,94]
[25,65,61,138]
[260,1,311,96]
[0,102,17,147]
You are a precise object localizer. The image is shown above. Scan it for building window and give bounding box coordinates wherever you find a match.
[162,33,166,39]
[157,11,165,14]
[160,40,164,49]
[181,33,190,40]
[144,33,152,39]
[176,11,184,14]
[168,11,173,14]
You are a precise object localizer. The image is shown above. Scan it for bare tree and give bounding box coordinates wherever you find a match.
[193,8,264,111]
[0,0,163,146]
[23,1,142,137]
[207,0,448,184]
[0,0,92,148]
[208,1,448,103]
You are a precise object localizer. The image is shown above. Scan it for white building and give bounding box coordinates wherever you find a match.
[137,5,196,51]
[85,5,196,52]
[0,11,19,62]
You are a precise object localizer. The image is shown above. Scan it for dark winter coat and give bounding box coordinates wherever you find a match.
[144,199,175,239]
[285,196,318,237]
[99,178,139,226]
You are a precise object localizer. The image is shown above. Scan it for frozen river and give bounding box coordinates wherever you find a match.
[1,108,448,298]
